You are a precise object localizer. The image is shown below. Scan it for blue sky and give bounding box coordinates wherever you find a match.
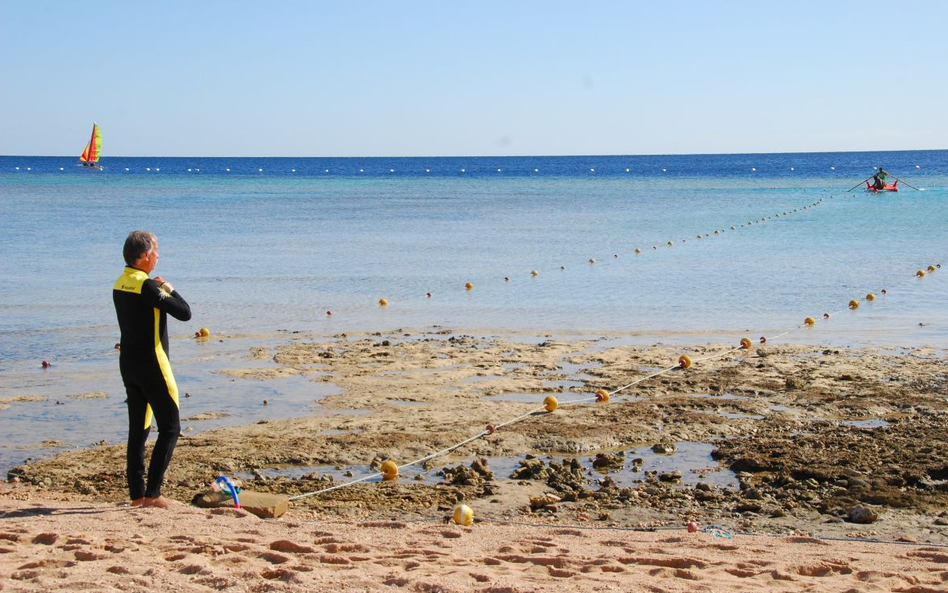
[1,0,945,157]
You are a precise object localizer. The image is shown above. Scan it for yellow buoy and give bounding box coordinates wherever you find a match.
[634,248,642,254]
[866,293,875,301]
[678,354,692,369]
[465,282,474,290]
[667,241,673,246]
[453,504,474,526]
[804,317,815,326]
[697,234,702,239]
[531,270,539,277]
[595,388,610,403]
[917,270,926,278]
[380,460,398,481]
[195,327,210,338]
[379,298,388,307]
[928,265,936,272]
[849,300,859,309]
[739,337,752,349]
[589,258,596,264]
[543,395,558,412]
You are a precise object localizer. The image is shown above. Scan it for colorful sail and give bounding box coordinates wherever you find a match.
[79,123,102,164]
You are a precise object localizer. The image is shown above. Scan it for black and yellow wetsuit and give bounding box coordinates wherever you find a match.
[113,266,191,500]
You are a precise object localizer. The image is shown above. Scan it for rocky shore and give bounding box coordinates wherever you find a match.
[6,332,948,543]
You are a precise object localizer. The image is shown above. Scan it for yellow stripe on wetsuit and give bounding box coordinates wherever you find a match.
[151,308,180,429]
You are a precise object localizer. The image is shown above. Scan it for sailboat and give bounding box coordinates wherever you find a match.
[78,123,103,170]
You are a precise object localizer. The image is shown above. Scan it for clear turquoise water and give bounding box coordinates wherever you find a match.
[1,152,946,472]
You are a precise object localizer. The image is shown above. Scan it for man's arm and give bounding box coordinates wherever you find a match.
[142,278,192,322]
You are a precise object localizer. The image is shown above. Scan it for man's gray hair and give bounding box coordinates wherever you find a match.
[123,230,156,266]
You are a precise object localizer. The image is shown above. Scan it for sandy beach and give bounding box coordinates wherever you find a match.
[4,332,948,590]
[3,495,948,593]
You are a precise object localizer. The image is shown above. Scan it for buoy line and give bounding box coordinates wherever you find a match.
[345,196,829,316]
[287,340,747,504]
[285,259,942,509]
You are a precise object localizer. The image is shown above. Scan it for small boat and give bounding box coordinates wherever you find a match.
[78,123,103,170]
[866,180,898,192]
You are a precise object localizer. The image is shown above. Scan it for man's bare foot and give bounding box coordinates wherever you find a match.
[130,498,146,507]
[142,496,176,508]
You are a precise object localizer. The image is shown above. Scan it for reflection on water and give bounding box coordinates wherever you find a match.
[841,419,891,428]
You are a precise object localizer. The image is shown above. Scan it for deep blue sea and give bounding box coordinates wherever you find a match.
[2,151,947,472]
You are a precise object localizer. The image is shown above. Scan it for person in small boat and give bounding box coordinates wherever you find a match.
[872,167,888,189]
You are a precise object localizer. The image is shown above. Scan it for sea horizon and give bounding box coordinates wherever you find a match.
[5,146,948,160]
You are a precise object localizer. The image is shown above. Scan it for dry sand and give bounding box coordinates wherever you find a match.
[4,331,948,591]
[2,495,947,593]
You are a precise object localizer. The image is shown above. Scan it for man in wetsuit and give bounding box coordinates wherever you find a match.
[113,231,191,508]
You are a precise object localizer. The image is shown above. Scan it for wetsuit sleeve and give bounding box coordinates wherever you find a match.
[141,279,192,321]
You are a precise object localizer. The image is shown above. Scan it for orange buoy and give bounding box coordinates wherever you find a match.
[740,337,752,349]
[379,298,388,307]
[678,355,692,369]
[928,265,936,272]
[866,293,875,301]
[595,388,610,403]
[543,395,558,412]
[804,317,815,326]
[453,504,474,526]
[849,300,859,309]
[380,460,398,481]
[465,282,474,290]
[916,270,926,278]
